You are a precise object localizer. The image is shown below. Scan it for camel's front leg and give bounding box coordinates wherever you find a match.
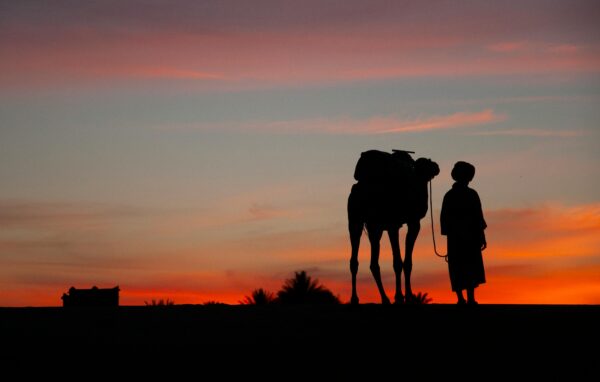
[349,222,362,305]
[404,221,420,302]
[369,226,390,305]
[387,228,403,304]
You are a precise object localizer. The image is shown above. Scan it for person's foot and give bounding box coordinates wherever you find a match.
[381,295,391,305]
[467,300,478,305]
[350,295,359,305]
[457,299,466,305]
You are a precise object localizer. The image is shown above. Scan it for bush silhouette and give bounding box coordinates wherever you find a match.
[276,270,340,305]
[240,288,276,305]
[203,300,227,305]
[409,292,432,304]
[145,298,175,307]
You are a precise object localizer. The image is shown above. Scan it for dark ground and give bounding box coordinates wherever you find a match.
[0,304,597,376]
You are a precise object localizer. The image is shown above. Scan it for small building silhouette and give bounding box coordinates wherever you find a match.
[61,286,120,307]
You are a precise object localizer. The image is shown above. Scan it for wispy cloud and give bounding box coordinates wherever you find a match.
[132,67,225,80]
[154,109,505,135]
[487,41,528,53]
[0,200,145,228]
[2,2,599,88]
[248,203,296,221]
[471,128,585,137]
[465,95,597,105]
[487,42,583,56]
[258,109,504,135]
[546,44,580,54]
[365,109,504,134]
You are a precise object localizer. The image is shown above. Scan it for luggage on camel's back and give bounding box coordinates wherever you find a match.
[350,149,417,226]
[348,150,415,225]
[353,149,415,185]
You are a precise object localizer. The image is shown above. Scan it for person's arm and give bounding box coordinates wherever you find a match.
[475,191,487,250]
[481,231,487,251]
[474,192,487,230]
[440,193,449,236]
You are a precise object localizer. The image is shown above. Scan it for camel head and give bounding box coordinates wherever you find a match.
[415,158,440,182]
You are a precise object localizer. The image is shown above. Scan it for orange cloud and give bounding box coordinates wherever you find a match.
[486,204,600,259]
[296,203,600,304]
[1,201,598,306]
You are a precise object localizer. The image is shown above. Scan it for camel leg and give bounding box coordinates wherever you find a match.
[368,227,390,305]
[348,186,363,305]
[404,221,420,303]
[349,222,362,305]
[388,228,404,304]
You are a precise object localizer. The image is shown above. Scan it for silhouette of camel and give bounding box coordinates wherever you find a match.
[348,150,439,304]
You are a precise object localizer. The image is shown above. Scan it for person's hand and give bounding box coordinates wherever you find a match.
[481,233,487,251]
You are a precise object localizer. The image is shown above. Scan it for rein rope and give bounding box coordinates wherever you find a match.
[429,180,448,262]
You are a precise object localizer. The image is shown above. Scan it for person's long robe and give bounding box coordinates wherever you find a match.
[441,183,487,291]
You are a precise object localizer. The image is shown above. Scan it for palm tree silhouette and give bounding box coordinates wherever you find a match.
[276,270,340,305]
[240,288,276,305]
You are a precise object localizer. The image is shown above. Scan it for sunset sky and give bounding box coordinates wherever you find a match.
[1,0,599,306]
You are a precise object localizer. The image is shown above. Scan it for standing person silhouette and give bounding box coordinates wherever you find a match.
[441,161,487,305]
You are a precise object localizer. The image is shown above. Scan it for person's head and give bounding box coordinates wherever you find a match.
[451,161,475,184]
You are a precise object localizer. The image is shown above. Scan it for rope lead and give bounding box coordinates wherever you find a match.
[429,180,448,262]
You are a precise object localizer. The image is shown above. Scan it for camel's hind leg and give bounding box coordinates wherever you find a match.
[388,228,404,304]
[368,226,390,305]
[404,221,421,302]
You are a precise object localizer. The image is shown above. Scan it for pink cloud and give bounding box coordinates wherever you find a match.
[2,11,600,89]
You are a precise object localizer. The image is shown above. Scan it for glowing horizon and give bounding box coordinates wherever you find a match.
[1,1,599,306]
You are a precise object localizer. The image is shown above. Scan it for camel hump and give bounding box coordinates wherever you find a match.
[354,149,415,184]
